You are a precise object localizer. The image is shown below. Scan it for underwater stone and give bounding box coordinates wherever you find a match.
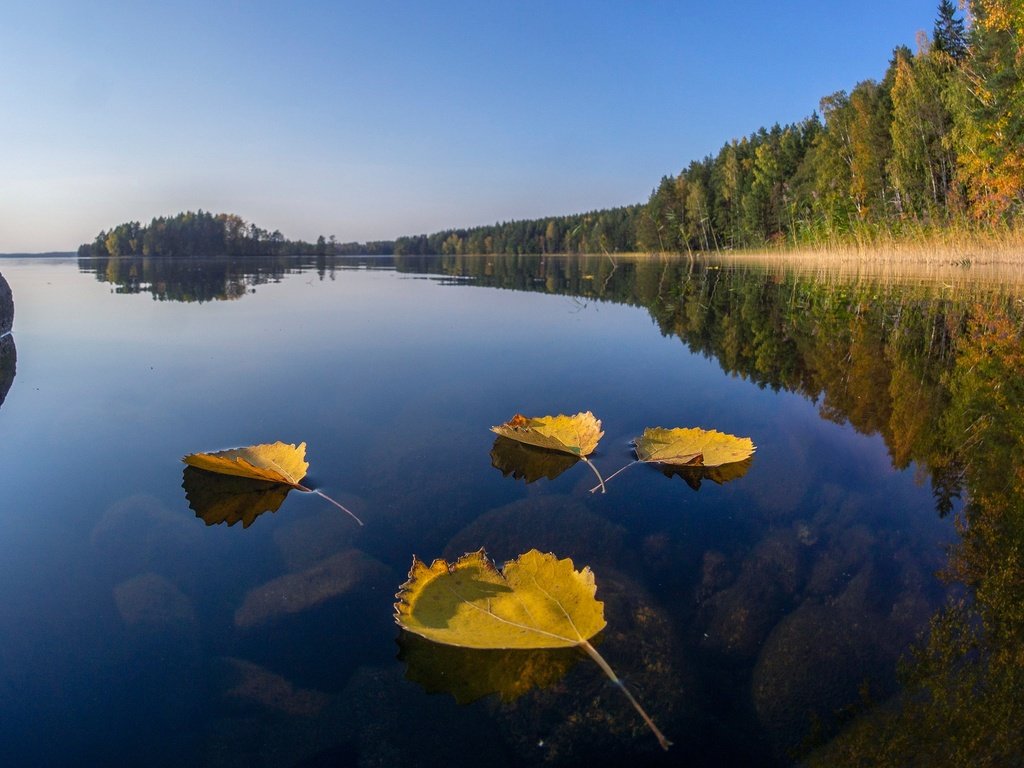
[235,548,392,629]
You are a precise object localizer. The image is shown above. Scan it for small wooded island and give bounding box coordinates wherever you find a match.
[80,1,1021,260]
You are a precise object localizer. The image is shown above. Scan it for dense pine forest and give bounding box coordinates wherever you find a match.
[80,0,1021,259]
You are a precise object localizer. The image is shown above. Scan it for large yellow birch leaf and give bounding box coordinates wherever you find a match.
[183,441,310,486]
[633,427,755,468]
[394,549,605,649]
[394,549,671,750]
[490,412,604,457]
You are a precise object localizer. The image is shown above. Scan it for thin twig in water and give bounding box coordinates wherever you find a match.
[589,460,638,493]
[580,456,606,494]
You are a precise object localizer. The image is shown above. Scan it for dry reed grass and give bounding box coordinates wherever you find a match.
[636,226,1024,292]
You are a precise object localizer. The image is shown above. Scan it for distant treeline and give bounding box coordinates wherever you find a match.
[77,210,395,259]
[80,1,1021,259]
[78,207,642,259]
[636,0,1024,251]
[392,206,641,255]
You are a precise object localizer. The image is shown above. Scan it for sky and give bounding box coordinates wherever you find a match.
[1,0,942,252]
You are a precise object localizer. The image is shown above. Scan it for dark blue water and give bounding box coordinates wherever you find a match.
[0,255,966,766]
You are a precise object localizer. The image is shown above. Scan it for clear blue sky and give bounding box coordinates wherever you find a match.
[1,0,940,252]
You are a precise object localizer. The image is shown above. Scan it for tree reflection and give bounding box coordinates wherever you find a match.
[393,254,1008,519]
[807,303,1024,765]
[77,254,391,303]
[389,254,1024,761]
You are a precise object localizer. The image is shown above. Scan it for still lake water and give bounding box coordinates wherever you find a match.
[0,253,1020,766]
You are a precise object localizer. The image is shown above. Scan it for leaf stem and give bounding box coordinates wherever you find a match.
[589,460,637,493]
[579,640,672,751]
[296,483,364,526]
[580,456,606,494]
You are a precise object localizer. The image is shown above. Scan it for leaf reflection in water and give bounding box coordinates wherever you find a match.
[397,630,583,704]
[489,437,581,484]
[182,466,292,528]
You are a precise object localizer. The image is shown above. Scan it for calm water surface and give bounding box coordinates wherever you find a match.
[0,254,1018,766]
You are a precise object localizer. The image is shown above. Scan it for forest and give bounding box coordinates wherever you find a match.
[635,0,1024,252]
[79,0,1021,259]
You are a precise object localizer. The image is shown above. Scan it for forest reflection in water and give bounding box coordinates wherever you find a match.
[390,252,1024,765]
[70,251,1024,765]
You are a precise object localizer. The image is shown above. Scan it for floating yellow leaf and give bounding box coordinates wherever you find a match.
[591,427,755,493]
[490,413,607,491]
[634,427,755,467]
[394,549,670,750]
[395,549,605,649]
[183,441,310,486]
[181,442,362,525]
[490,412,604,457]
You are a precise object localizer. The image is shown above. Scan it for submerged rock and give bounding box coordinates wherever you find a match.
[272,505,363,572]
[212,657,330,717]
[235,548,392,629]
[335,664,515,768]
[444,494,628,570]
[112,572,203,762]
[750,556,929,760]
[697,530,806,662]
[113,572,198,637]
[91,494,204,581]
[204,663,513,768]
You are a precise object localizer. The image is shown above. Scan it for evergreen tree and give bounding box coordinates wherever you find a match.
[933,0,968,63]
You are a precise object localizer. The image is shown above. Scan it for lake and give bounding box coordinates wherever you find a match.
[1,253,1021,767]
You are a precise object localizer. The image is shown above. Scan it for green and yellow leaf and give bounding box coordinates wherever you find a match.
[182,441,309,487]
[490,412,604,457]
[634,427,755,468]
[394,549,606,649]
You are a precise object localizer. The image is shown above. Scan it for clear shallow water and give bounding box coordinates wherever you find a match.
[0,254,985,766]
